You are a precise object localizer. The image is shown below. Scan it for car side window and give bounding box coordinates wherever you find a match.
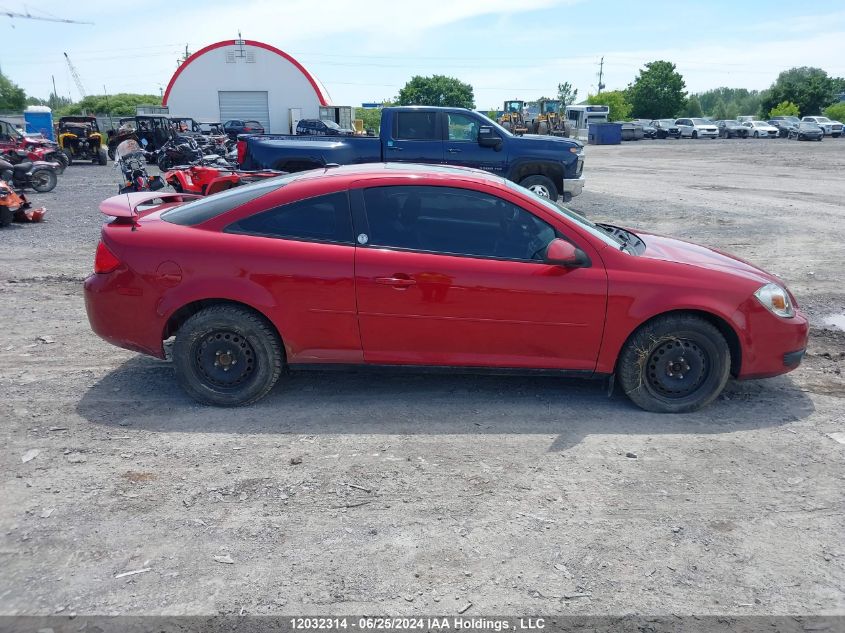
[395,112,437,141]
[226,191,353,244]
[447,113,479,142]
[363,185,557,261]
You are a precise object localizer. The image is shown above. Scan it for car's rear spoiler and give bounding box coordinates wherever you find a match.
[99,192,200,219]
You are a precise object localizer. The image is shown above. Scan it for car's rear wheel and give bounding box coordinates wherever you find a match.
[519,175,558,201]
[173,305,283,406]
[30,168,57,193]
[97,147,108,165]
[617,314,731,413]
[691,131,698,139]
[62,148,73,166]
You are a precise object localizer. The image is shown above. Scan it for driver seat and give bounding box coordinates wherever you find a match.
[13,162,32,174]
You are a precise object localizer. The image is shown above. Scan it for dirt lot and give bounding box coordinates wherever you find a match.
[1,139,843,617]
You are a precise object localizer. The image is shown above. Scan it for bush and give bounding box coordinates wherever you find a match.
[823,102,845,121]
[769,100,800,118]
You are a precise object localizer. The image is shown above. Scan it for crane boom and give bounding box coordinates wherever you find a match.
[3,10,93,25]
[64,52,87,99]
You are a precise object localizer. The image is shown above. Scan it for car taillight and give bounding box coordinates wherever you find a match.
[236,139,246,165]
[244,127,252,132]
[94,241,120,274]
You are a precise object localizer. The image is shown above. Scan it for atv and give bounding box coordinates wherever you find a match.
[57,116,108,165]
[106,115,173,162]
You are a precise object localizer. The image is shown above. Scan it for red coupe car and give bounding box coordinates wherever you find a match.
[84,164,808,413]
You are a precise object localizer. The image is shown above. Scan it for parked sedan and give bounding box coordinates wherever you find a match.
[767,120,795,138]
[634,120,657,139]
[742,121,779,138]
[222,119,265,139]
[84,164,807,414]
[675,118,718,139]
[801,116,843,138]
[788,121,823,141]
[651,119,681,139]
[717,120,749,138]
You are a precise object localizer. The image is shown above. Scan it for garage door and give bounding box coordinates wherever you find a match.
[218,91,270,132]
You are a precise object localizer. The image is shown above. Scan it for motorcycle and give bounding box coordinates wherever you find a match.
[114,139,164,193]
[156,135,204,171]
[20,137,69,171]
[0,151,59,193]
[0,179,46,227]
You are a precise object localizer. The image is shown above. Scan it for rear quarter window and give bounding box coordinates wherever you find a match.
[160,176,288,226]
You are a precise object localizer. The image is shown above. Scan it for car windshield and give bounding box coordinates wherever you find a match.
[690,118,708,125]
[813,117,830,123]
[658,119,675,126]
[324,120,341,130]
[504,179,625,249]
[799,122,818,129]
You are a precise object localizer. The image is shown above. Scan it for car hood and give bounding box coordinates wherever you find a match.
[515,134,583,151]
[635,231,781,286]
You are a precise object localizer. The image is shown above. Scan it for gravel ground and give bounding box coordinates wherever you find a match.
[0,139,843,617]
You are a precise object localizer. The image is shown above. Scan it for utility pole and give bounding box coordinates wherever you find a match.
[597,56,606,94]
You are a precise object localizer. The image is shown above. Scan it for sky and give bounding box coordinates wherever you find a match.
[1,0,844,110]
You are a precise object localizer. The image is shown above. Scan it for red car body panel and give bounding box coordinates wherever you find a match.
[84,164,808,382]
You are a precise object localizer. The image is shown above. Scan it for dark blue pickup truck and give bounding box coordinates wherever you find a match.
[238,106,585,201]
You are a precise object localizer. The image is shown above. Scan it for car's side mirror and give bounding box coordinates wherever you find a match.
[544,238,589,267]
[478,125,502,150]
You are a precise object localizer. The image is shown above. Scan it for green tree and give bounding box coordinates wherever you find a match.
[354,107,384,133]
[694,87,762,119]
[0,72,26,111]
[557,82,578,106]
[627,60,687,119]
[823,102,845,121]
[769,100,800,118]
[760,67,836,117]
[58,93,162,116]
[679,96,703,117]
[586,90,631,121]
[397,75,474,109]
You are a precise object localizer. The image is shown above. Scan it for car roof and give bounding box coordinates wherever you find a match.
[287,162,508,187]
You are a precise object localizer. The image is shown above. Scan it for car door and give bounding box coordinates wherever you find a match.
[442,111,507,176]
[353,184,607,370]
[223,189,361,363]
[385,111,444,164]
[676,119,690,137]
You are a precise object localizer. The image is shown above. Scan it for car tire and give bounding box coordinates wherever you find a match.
[62,148,73,166]
[30,168,57,193]
[97,148,108,166]
[173,305,284,406]
[753,131,759,138]
[617,313,731,413]
[519,175,559,201]
[107,147,115,160]
[0,205,12,227]
[691,131,698,139]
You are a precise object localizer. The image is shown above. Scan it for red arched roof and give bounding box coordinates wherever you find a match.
[162,39,331,106]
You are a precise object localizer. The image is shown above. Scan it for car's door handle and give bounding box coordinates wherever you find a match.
[375,276,416,288]
[387,146,403,151]
[447,148,462,153]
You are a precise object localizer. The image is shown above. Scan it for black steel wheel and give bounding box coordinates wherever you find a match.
[617,314,731,413]
[173,305,283,406]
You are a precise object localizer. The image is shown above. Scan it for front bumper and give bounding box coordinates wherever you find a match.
[735,301,809,380]
[563,174,585,199]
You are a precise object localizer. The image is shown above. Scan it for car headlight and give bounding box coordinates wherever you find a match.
[754,283,794,318]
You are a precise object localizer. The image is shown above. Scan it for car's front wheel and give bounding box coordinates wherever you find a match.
[173,305,283,406]
[617,314,731,413]
[519,175,558,201]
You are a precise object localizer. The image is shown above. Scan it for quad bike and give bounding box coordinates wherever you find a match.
[0,152,59,193]
[0,118,69,171]
[164,163,283,196]
[114,140,165,194]
[0,179,46,227]
[57,116,108,165]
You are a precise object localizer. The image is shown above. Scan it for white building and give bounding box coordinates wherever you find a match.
[162,38,333,134]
